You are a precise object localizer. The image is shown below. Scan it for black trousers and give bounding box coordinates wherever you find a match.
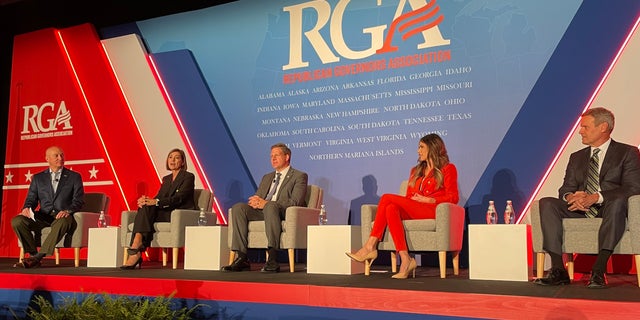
[539,196,628,255]
[130,205,171,247]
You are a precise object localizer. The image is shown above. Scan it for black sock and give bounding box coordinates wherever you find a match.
[592,249,612,273]
[237,251,247,260]
[33,253,46,260]
[267,247,277,263]
[549,252,564,269]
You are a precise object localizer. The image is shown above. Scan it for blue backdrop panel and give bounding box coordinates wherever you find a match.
[465,0,640,223]
[151,50,255,215]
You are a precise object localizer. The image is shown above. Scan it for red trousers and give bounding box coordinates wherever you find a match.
[370,193,437,251]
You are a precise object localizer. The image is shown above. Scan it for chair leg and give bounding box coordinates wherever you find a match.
[438,251,446,279]
[228,251,236,265]
[55,248,60,265]
[172,248,179,269]
[390,252,397,273]
[162,248,168,267]
[536,252,545,279]
[452,250,460,276]
[288,249,295,273]
[19,247,24,263]
[123,249,129,265]
[74,248,80,267]
[567,253,574,280]
[635,254,640,288]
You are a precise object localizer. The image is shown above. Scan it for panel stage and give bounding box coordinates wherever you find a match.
[0,258,638,319]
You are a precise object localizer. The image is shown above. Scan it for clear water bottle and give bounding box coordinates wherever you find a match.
[318,204,327,225]
[504,200,515,224]
[486,201,497,224]
[198,208,207,226]
[98,210,107,228]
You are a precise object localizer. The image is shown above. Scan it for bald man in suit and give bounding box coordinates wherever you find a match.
[12,146,84,268]
[535,107,640,288]
[224,143,308,273]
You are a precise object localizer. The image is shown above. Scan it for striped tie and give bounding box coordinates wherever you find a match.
[585,148,600,218]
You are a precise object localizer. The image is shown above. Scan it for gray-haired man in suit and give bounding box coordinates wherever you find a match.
[535,107,640,288]
[12,146,84,268]
[224,143,308,273]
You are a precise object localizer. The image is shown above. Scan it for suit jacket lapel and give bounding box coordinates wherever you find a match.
[275,168,296,200]
[599,140,618,180]
[167,170,185,195]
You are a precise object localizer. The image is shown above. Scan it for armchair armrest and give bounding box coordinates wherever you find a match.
[361,204,378,246]
[434,202,465,251]
[120,210,137,245]
[628,195,640,246]
[284,206,321,248]
[69,211,101,247]
[529,200,544,253]
[168,209,208,246]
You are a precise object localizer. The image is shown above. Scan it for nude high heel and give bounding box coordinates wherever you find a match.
[345,250,378,264]
[346,250,378,275]
[392,258,417,279]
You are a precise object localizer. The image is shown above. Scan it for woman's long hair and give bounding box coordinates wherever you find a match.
[409,134,450,190]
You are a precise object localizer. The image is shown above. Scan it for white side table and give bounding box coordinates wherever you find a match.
[307,225,364,275]
[87,226,123,267]
[469,224,532,281]
[184,226,229,270]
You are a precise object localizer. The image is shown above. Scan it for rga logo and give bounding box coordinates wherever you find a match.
[20,100,74,140]
[283,0,450,70]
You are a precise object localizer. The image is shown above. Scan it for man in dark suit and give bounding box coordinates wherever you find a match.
[12,146,84,268]
[223,143,308,273]
[535,107,640,288]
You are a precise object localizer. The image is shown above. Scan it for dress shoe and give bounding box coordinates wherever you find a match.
[15,256,42,269]
[260,260,280,273]
[534,267,570,286]
[586,271,607,289]
[391,258,417,279]
[222,256,250,272]
[345,250,378,264]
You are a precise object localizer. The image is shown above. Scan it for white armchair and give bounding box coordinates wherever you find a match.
[530,195,640,286]
[227,184,324,272]
[361,180,465,278]
[19,192,111,267]
[120,189,215,269]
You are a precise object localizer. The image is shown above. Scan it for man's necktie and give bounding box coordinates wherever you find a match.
[265,172,281,201]
[52,171,60,193]
[585,148,600,218]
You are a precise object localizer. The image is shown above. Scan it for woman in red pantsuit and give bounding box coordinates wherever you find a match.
[347,134,459,279]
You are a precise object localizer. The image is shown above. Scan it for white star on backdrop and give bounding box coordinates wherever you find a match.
[25,170,33,182]
[89,165,99,179]
[5,171,13,183]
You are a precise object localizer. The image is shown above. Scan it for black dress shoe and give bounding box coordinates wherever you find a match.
[260,261,280,273]
[534,267,570,286]
[586,271,607,289]
[221,256,250,272]
[15,256,42,269]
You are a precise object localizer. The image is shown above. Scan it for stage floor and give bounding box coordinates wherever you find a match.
[1,257,640,319]
[1,257,639,302]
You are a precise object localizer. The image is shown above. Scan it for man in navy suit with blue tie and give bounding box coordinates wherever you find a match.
[535,107,640,288]
[12,146,84,268]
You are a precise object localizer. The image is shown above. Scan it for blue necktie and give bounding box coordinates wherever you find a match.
[265,173,281,201]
